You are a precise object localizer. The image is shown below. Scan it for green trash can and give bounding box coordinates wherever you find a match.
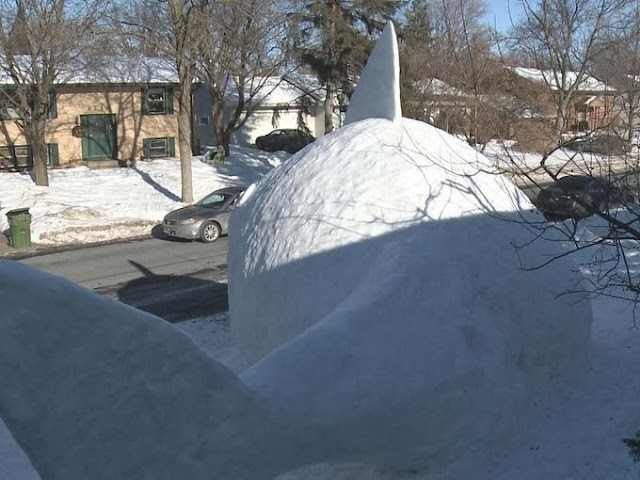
[7,208,31,248]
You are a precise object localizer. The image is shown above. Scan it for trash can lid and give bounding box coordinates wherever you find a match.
[7,208,30,216]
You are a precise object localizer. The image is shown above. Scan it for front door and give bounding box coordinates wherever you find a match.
[81,114,117,161]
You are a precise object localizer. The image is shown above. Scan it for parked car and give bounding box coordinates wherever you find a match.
[162,186,245,242]
[535,175,633,221]
[564,135,628,156]
[255,129,315,154]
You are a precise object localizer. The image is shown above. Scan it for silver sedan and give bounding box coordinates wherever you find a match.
[162,186,245,242]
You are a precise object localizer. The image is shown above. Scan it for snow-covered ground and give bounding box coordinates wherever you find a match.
[0,124,638,480]
[0,147,287,246]
[483,139,639,183]
[2,23,640,480]
[1,264,640,480]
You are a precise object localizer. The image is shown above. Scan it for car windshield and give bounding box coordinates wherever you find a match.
[195,191,234,208]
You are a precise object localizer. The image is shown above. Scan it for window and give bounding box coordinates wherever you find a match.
[198,115,210,126]
[0,89,21,120]
[143,137,175,158]
[0,145,33,170]
[142,87,174,115]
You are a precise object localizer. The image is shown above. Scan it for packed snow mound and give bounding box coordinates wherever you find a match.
[228,117,592,467]
[230,117,547,362]
[0,261,285,480]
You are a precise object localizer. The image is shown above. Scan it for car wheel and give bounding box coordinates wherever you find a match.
[199,221,221,243]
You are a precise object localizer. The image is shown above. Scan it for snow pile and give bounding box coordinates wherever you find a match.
[227,21,592,472]
[0,261,286,480]
[228,116,592,468]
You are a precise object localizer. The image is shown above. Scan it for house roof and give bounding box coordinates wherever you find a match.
[415,78,467,97]
[251,76,320,106]
[512,67,613,92]
[0,56,179,85]
[202,75,321,108]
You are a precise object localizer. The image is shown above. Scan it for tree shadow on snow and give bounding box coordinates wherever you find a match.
[131,164,181,202]
[112,260,227,323]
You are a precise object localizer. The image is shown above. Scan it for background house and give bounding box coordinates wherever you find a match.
[0,57,181,169]
[192,76,324,152]
[511,67,617,133]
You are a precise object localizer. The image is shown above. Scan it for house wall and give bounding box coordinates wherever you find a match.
[0,84,179,167]
[566,95,615,132]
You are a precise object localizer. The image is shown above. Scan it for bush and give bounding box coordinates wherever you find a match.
[513,119,556,154]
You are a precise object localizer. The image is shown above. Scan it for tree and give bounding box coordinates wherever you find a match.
[0,0,106,186]
[292,0,402,133]
[197,0,291,153]
[509,0,628,139]
[591,3,640,143]
[399,0,498,147]
[119,0,206,203]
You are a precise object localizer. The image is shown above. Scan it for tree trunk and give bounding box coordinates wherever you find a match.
[26,119,49,187]
[177,79,193,203]
[324,81,335,133]
[211,93,226,150]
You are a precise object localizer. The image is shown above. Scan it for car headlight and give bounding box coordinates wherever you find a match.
[179,218,197,225]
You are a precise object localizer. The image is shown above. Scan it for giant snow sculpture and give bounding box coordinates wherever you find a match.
[229,20,592,466]
[0,22,592,480]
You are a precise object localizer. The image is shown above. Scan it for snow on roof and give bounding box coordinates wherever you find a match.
[0,56,179,85]
[513,67,612,92]
[249,76,319,107]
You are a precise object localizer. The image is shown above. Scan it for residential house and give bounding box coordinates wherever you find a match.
[511,67,617,133]
[0,57,181,170]
[192,75,324,152]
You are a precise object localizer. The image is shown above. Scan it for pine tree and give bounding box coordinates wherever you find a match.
[292,0,402,132]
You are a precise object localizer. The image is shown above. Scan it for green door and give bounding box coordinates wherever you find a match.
[81,114,117,161]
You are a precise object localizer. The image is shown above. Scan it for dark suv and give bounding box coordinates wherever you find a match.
[255,129,315,154]
[535,175,633,221]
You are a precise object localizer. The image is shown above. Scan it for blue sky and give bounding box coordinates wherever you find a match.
[484,0,524,32]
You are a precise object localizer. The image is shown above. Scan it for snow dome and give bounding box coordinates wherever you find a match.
[228,22,592,467]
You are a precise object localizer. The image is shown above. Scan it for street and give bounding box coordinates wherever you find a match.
[18,236,230,322]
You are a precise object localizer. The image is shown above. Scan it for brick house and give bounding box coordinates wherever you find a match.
[0,57,180,170]
[511,67,616,133]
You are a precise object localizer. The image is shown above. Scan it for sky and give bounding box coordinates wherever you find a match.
[485,0,524,33]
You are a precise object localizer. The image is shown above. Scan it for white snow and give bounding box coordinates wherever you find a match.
[0,147,284,246]
[0,20,639,480]
[344,22,401,125]
[512,67,612,92]
[228,118,593,472]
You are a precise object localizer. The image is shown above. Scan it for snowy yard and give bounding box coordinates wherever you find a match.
[0,146,287,246]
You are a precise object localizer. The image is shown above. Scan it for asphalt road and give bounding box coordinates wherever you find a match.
[18,236,230,322]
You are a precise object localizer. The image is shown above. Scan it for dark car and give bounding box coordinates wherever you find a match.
[564,135,628,156]
[255,129,315,154]
[535,175,632,221]
[162,186,245,242]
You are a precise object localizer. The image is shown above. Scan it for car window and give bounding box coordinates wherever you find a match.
[196,192,231,208]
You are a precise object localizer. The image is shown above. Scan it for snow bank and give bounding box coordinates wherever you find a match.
[0,261,286,480]
[228,116,592,469]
